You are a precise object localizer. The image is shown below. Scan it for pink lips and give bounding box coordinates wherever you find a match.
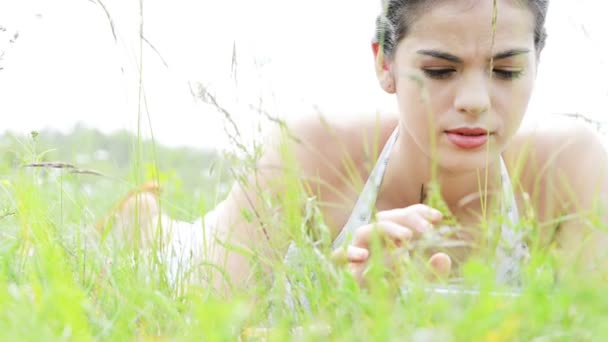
[445,128,490,149]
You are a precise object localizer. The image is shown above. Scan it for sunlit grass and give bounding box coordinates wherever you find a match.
[1,123,607,341]
[2,1,608,340]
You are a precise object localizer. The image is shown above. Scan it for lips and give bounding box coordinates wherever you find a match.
[444,127,491,149]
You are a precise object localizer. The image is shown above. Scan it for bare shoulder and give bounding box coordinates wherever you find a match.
[505,115,608,214]
[270,112,399,185]
[507,115,604,170]
[218,112,398,221]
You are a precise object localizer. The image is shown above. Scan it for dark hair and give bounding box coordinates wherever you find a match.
[374,0,549,59]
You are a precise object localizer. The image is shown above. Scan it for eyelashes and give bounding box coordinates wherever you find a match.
[423,68,455,80]
[492,69,524,80]
[422,68,524,80]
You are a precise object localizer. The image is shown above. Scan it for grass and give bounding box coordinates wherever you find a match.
[1,125,608,341]
[2,1,608,340]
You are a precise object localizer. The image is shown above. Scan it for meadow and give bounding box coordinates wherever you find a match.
[1,124,608,341]
[3,1,608,339]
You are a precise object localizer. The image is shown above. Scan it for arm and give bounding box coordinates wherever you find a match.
[203,114,398,295]
[204,127,303,295]
[204,117,357,295]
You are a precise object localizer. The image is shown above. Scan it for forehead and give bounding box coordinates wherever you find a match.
[401,0,535,56]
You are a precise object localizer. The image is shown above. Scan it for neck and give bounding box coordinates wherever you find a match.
[378,129,503,211]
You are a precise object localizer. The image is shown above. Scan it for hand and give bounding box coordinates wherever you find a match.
[331,204,452,285]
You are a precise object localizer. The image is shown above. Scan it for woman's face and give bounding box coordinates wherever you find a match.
[386,0,537,172]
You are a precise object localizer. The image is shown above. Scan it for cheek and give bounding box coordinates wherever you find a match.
[396,99,437,156]
[497,77,535,131]
[395,75,452,150]
[395,73,448,118]
[396,85,433,131]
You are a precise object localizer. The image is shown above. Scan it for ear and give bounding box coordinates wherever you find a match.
[372,42,396,94]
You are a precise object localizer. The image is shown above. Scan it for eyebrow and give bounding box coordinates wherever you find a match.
[416,48,531,63]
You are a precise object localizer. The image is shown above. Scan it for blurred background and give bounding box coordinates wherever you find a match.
[1,0,607,151]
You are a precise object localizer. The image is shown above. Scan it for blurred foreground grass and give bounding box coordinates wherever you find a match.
[1,125,608,341]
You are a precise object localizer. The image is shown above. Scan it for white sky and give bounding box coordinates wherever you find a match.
[1,0,607,150]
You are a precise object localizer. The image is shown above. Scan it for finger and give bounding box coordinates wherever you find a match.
[417,204,444,223]
[331,245,369,265]
[348,261,367,286]
[376,204,443,234]
[399,203,443,223]
[352,221,413,248]
[347,245,369,262]
[428,252,452,279]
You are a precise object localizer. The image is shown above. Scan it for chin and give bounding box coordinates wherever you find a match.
[434,149,501,174]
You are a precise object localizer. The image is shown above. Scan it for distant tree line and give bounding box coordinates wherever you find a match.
[0,124,232,218]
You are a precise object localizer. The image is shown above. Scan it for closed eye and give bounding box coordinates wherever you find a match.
[493,68,523,80]
[422,68,524,80]
[423,68,456,80]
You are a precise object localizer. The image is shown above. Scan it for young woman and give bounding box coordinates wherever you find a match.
[109,0,608,294]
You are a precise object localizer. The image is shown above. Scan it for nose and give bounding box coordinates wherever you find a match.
[453,71,491,116]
